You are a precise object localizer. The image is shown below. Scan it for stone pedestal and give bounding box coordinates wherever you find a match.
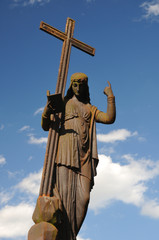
[28,222,58,240]
[28,196,62,240]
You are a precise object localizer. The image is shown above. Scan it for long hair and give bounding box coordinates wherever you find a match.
[64,82,91,104]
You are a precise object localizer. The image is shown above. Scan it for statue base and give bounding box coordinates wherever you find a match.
[28,221,58,240]
[28,196,62,240]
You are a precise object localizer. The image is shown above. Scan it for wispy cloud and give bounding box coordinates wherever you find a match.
[34,107,44,116]
[19,125,31,132]
[0,155,6,166]
[99,146,115,155]
[140,0,159,20]
[12,0,50,7]
[97,129,138,143]
[0,191,13,205]
[0,124,4,130]
[90,154,159,218]
[7,170,23,179]
[28,134,47,145]
[85,0,94,3]
[28,156,33,161]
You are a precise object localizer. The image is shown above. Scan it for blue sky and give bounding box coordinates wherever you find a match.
[1,0,159,239]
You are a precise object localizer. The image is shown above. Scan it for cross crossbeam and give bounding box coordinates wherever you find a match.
[40,21,95,57]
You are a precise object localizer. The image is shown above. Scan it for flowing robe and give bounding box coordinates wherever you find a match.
[41,94,115,240]
[53,96,99,240]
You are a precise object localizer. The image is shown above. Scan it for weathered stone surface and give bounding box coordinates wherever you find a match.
[28,222,57,240]
[32,196,62,226]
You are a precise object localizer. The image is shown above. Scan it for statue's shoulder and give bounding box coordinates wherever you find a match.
[90,105,98,113]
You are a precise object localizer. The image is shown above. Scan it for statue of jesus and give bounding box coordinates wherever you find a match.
[41,72,116,240]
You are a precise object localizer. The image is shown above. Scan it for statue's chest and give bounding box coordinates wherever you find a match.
[65,97,91,123]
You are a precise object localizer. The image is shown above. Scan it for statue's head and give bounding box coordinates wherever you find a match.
[71,73,88,97]
[65,73,90,103]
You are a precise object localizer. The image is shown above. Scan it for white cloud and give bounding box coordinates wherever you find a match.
[90,154,159,218]
[0,203,34,238]
[0,171,42,239]
[0,191,12,205]
[34,107,44,116]
[16,170,42,195]
[0,155,6,165]
[28,134,47,145]
[0,124,4,130]
[77,236,91,240]
[19,125,30,132]
[12,0,50,7]
[141,200,159,218]
[140,0,159,19]
[97,129,138,143]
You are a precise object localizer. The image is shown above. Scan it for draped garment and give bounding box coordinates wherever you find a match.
[53,96,98,240]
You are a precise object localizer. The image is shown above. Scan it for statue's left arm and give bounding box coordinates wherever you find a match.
[95,81,116,124]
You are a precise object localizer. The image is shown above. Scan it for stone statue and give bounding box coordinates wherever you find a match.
[40,72,116,240]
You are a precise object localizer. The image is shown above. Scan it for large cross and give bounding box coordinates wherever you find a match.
[40,18,95,96]
[39,18,95,196]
